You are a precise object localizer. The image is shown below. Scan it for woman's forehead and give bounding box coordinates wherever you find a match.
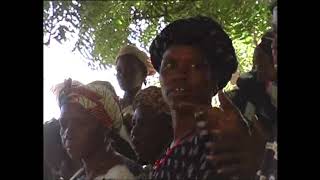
[163,45,203,60]
[117,54,140,66]
[60,103,87,118]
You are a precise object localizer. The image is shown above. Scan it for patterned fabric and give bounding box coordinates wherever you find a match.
[149,16,238,90]
[151,132,225,180]
[117,45,156,76]
[53,79,130,143]
[133,86,170,115]
[56,79,122,131]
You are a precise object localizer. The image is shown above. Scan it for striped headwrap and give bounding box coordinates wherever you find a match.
[54,79,123,134]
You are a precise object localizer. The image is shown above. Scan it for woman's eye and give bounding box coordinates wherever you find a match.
[161,61,175,73]
[191,63,207,70]
[165,63,173,69]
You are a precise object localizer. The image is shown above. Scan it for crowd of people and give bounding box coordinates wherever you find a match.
[44,2,277,180]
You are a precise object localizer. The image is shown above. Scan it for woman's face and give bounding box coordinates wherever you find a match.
[116,55,146,91]
[159,45,216,109]
[59,103,104,160]
[131,106,172,163]
[253,47,276,82]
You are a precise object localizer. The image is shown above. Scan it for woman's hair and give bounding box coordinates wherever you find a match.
[149,16,238,90]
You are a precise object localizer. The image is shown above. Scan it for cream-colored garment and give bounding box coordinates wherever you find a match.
[94,165,136,180]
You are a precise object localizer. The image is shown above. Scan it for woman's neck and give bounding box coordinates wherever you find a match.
[170,102,212,143]
[171,110,197,142]
[82,146,121,179]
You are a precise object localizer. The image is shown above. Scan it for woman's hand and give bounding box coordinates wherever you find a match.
[202,92,267,180]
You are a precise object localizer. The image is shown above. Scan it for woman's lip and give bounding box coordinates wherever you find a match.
[167,90,191,97]
[166,88,189,96]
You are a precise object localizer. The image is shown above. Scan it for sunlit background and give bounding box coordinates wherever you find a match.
[43,40,159,123]
[44,40,125,123]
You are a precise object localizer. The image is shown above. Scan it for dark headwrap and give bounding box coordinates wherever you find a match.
[133,86,170,115]
[149,16,238,90]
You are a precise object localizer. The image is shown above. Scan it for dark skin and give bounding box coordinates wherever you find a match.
[131,105,172,164]
[160,45,216,141]
[116,54,147,133]
[253,46,277,83]
[59,103,122,180]
[159,45,266,179]
[204,92,267,179]
[44,121,81,180]
[206,33,278,179]
[44,149,81,180]
[116,54,147,109]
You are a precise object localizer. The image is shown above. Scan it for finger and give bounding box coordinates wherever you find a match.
[211,143,240,155]
[216,164,243,177]
[210,129,238,142]
[206,152,241,167]
[172,101,211,113]
[206,107,226,130]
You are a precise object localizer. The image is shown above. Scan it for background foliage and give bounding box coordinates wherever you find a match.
[44,0,272,71]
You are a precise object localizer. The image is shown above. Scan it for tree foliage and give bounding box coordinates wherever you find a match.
[44,0,273,71]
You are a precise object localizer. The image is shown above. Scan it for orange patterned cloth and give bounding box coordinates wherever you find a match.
[54,79,123,131]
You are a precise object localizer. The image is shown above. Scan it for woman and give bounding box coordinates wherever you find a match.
[149,16,266,179]
[228,31,277,134]
[130,86,173,178]
[255,8,277,179]
[44,118,81,180]
[116,45,156,133]
[55,79,142,180]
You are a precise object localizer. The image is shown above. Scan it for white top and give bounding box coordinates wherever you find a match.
[94,165,136,180]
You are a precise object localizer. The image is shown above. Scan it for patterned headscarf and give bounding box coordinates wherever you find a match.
[54,79,123,132]
[133,86,170,115]
[116,45,156,76]
[149,16,238,90]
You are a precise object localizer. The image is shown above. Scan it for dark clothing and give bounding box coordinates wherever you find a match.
[110,131,138,161]
[227,71,277,133]
[256,125,277,180]
[227,71,277,180]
